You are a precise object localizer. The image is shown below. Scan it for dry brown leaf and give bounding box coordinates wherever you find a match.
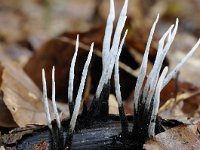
[144,124,200,150]
[0,61,49,127]
[24,37,89,100]
[0,94,17,128]
[0,55,70,127]
[159,81,200,120]
[0,146,5,150]
[108,94,118,115]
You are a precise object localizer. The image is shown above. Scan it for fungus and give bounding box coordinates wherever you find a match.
[40,0,200,149]
[69,42,94,133]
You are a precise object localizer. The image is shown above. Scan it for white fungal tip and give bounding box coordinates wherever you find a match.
[42,68,45,75]
[162,38,200,88]
[114,29,128,106]
[157,13,159,18]
[76,34,79,49]
[176,18,179,24]
[102,0,115,69]
[51,66,61,129]
[52,66,55,81]
[69,42,93,132]
[163,66,169,74]
[134,14,159,112]
[91,42,94,48]
[110,0,115,16]
[124,0,128,9]
[96,0,128,99]
[155,14,159,22]
[42,68,52,131]
[120,0,128,17]
[68,35,79,103]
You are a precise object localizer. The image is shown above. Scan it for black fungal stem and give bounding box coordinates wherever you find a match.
[69,101,74,118]
[50,122,65,150]
[99,82,110,117]
[65,131,73,150]
[88,82,110,119]
[118,104,129,134]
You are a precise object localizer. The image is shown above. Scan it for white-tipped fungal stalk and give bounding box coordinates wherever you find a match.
[141,24,174,103]
[42,68,61,130]
[105,0,128,81]
[148,66,168,137]
[134,14,159,112]
[68,35,79,104]
[133,16,199,137]
[114,60,122,106]
[143,19,179,110]
[114,30,129,134]
[102,0,115,69]
[114,29,128,106]
[52,66,61,129]
[69,43,94,132]
[42,69,53,130]
[96,0,128,99]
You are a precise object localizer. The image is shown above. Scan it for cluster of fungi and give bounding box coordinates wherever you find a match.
[41,0,200,149]
[1,0,200,149]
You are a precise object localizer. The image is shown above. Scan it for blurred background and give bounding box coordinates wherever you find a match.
[0,0,199,84]
[0,0,199,42]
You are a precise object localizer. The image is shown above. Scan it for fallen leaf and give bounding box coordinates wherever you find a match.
[0,60,50,127]
[24,37,89,100]
[0,125,45,146]
[0,146,5,150]
[0,52,70,128]
[0,93,17,128]
[144,124,200,150]
[108,94,119,115]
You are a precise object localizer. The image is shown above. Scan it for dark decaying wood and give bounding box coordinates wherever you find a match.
[1,116,134,150]
[2,115,184,150]
[0,80,177,150]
